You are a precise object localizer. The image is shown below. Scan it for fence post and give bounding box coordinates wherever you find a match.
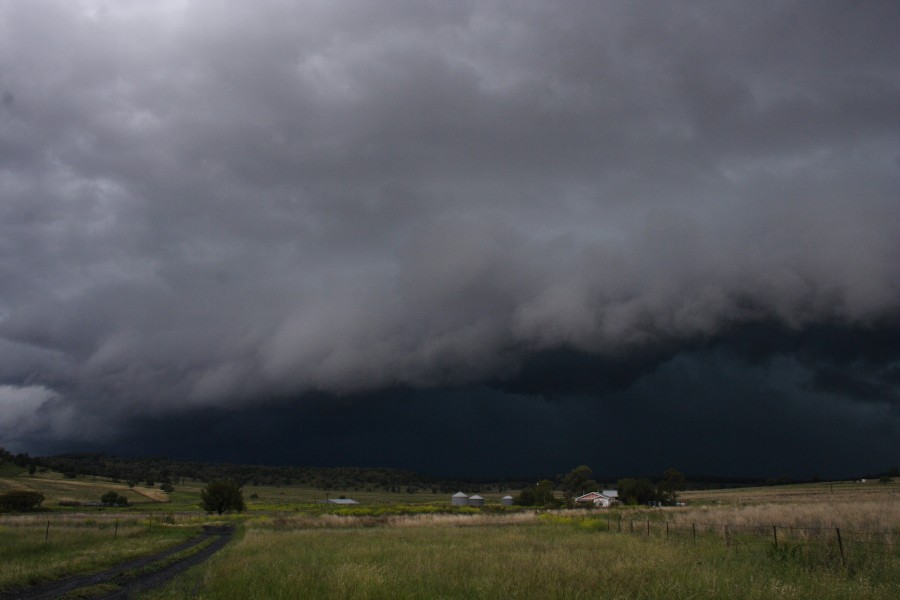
[666,521,669,539]
[835,528,845,566]
[45,521,50,541]
[692,522,696,542]
[115,518,119,540]
[772,525,777,548]
[646,519,650,536]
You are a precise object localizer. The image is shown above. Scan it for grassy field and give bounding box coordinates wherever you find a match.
[2,471,898,598]
[0,513,200,591]
[133,483,898,600]
[137,510,898,600]
[680,479,900,505]
[0,468,496,512]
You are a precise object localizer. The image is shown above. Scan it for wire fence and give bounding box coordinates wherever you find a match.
[599,515,897,566]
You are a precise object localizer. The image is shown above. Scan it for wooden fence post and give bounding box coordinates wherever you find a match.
[114,518,118,539]
[666,521,669,539]
[692,522,696,542]
[45,521,50,541]
[772,525,777,548]
[836,528,845,566]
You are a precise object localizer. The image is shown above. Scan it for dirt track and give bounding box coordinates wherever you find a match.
[0,525,234,600]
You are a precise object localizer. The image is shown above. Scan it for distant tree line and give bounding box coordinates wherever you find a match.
[19,451,528,494]
[515,465,689,508]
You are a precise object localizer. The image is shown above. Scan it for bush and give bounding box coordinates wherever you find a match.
[200,480,245,515]
[0,490,45,512]
[516,480,562,508]
[101,491,129,506]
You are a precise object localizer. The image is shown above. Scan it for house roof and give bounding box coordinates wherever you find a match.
[575,492,604,501]
[601,490,619,498]
[468,494,484,500]
[452,491,469,498]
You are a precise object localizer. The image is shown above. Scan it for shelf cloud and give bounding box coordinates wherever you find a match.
[1,1,897,475]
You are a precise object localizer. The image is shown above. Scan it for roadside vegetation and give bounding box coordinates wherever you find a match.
[137,507,898,600]
[0,514,200,590]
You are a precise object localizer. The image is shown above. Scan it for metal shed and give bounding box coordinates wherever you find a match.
[467,494,485,507]
[501,495,514,506]
[452,491,469,506]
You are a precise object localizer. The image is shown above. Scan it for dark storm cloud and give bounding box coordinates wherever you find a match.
[0,0,898,464]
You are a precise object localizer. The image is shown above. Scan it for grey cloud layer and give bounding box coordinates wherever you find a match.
[0,0,898,443]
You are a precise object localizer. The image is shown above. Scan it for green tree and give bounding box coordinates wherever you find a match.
[561,465,599,498]
[0,490,45,512]
[515,479,560,508]
[658,468,687,504]
[101,491,120,505]
[200,480,246,515]
[160,482,175,493]
[616,478,658,505]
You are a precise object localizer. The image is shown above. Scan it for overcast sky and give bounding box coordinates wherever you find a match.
[1,0,898,478]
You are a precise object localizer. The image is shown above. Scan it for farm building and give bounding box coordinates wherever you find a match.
[501,495,514,506]
[574,491,616,508]
[467,494,485,507]
[452,491,469,506]
[322,498,359,505]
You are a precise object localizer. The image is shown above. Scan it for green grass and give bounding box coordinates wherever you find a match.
[0,515,201,591]
[3,472,897,599]
[137,516,898,600]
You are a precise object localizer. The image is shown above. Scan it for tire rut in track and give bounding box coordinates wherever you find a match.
[0,524,234,600]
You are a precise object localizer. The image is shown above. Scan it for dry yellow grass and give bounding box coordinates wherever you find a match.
[681,479,900,505]
[664,499,900,533]
[253,510,542,530]
[0,471,167,505]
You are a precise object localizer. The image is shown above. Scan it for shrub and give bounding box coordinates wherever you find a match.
[0,490,45,512]
[200,479,246,515]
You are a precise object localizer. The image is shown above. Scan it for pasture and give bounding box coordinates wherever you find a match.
[1,470,897,599]
[0,513,199,590]
[137,507,898,600]
[137,483,897,600]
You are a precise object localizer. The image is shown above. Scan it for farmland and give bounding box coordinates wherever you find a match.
[1,467,898,599]
[138,502,899,600]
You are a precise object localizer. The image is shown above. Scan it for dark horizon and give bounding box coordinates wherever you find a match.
[14,445,895,485]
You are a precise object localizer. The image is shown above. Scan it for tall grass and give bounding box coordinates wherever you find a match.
[665,498,900,532]
[139,512,899,600]
[0,514,199,591]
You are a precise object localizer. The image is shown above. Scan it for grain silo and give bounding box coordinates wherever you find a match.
[501,495,514,506]
[452,491,469,506]
[467,494,485,507]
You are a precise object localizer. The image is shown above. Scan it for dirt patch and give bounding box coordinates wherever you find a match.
[0,525,234,600]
